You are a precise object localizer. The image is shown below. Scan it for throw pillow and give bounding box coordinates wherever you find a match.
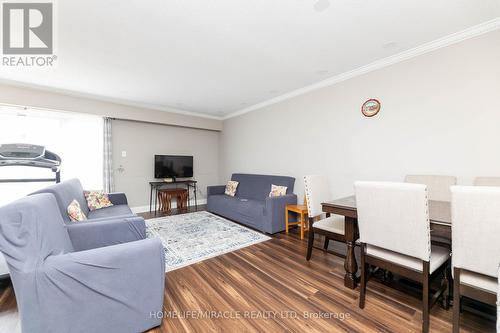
[84,190,114,211]
[67,199,87,222]
[225,181,239,197]
[269,184,287,197]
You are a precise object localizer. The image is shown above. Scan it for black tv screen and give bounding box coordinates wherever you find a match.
[154,155,193,179]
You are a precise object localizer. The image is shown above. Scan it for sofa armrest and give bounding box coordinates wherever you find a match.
[38,239,165,333]
[108,192,128,205]
[207,185,226,196]
[264,194,298,234]
[66,216,146,251]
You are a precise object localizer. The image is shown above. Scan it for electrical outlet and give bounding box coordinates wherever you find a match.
[121,151,127,157]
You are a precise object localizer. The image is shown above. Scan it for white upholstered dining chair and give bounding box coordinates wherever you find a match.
[451,186,500,333]
[405,175,457,202]
[498,267,500,333]
[474,177,500,187]
[355,181,451,333]
[304,175,346,261]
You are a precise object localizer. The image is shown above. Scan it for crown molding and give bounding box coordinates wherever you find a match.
[0,78,224,120]
[223,17,500,120]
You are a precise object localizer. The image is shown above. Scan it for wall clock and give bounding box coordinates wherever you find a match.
[361,99,381,117]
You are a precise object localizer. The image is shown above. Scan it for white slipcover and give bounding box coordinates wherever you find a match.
[474,177,500,187]
[405,174,456,202]
[304,175,331,217]
[304,175,345,235]
[355,181,431,261]
[451,186,500,279]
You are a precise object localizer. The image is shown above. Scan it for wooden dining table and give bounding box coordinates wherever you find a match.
[322,195,451,289]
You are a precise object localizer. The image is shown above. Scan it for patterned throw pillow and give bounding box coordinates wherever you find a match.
[225,181,239,197]
[84,190,114,211]
[269,184,287,197]
[67,199,87,222]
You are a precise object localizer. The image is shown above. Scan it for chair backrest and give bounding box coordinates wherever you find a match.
[230,173,295,201]
[0,194,73,277]
[304,175,331,218]
[30,178,88,223]
[474,177,500,187]
[451,186,500,277]
[405,175,456,202]
[355,181,431,261]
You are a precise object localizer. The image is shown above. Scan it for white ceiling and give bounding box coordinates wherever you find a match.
[1,0,499,119]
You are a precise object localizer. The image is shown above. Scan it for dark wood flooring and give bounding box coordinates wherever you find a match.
[0,207,495,332]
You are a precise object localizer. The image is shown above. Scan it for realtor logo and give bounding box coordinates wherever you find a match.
[1,1,56,66]
[2,2,53,54]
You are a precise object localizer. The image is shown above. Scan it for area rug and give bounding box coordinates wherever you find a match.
[145,211,271,272]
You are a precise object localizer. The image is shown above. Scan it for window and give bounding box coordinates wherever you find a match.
[0,106,103,206]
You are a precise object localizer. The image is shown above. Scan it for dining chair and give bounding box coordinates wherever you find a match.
[304,175,346,261]
[498,267,500,333]
[474,177,500,187]
[355,181,451,333]
[451,186,500,333]
[405,175,457,202]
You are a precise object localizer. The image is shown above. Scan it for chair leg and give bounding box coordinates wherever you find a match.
[441,263,451,310]
[453,267,461,333]
[306,219,314,261]
[359,244,367,309]
[323,237,330,251]
[285,209,289,234]
[422,261,430,333]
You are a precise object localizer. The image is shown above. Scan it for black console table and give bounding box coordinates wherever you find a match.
[149,180,197,213]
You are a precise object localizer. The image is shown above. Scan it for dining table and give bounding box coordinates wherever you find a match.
[321,195,451,289]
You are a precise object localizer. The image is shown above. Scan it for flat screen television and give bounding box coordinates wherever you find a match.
[154,155,193,179]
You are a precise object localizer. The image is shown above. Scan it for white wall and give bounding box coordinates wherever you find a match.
[220,30,500,201]
[112,120,219,208]
[0,83,222,131]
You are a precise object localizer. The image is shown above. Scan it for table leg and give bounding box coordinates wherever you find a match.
[149,185,153,213]
[300,212,304,240]
[194,183,198,209]
[154,187,158,216]
[344,216,358,289]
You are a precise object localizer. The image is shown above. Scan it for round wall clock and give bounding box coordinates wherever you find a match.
[361,99,381,117]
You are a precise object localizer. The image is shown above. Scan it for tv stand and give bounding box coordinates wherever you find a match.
[149,179,197,213]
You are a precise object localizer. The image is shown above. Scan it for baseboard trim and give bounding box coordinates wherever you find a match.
[131,198,207,214]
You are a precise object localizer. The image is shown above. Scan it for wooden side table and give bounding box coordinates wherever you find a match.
[158,188,188,212]
[285,204,309,239]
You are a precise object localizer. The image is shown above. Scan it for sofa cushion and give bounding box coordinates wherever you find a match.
[231,174,295,201]
[67,199,87,222]
[87,204,133,219]
[224,181,239,197]
[84,190,114,211]
[269,184,287,197]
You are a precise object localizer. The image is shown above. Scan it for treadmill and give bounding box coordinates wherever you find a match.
[0,143,61,183]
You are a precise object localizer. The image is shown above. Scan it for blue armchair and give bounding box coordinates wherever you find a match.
[0,194,165,333]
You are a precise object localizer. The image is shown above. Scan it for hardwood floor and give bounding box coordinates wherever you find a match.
[143,229,494,333]
[0,209,495,332]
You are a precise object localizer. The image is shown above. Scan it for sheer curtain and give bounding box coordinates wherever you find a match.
[103,117,114,193]
[0,106,104,206]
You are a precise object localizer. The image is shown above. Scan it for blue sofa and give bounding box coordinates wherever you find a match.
[207,173,297,234]
[30,179,146,250]
[0,193,164,333]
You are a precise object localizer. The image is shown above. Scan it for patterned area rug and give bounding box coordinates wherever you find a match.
[146,211,271,272]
